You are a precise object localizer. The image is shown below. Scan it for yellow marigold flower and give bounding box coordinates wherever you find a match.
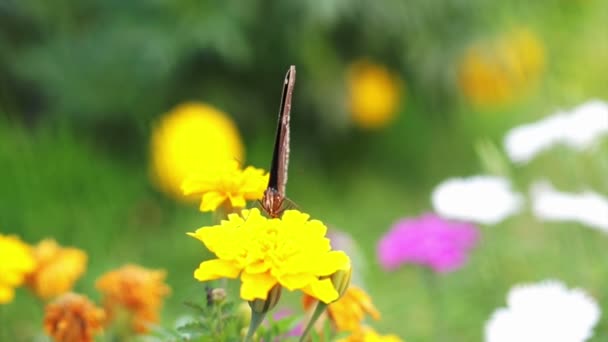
[26,239,87,300]
[303,285,380,332]
[189,208,351,304]
[182,159,268,212]
[347,60,403,130]
[44,292,105,342]
[96,264,170,333]
[458,28,544,107]
[0,234,36,304]
[338,326,404,342]
[150,102,244,201]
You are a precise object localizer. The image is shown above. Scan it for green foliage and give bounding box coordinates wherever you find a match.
[148,292,298,342]
[1,1,608,341]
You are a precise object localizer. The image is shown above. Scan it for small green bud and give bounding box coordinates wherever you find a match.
[330,264,352,302]
[236,302,252,327]
[249,285,282,314]
[210,288,227,304]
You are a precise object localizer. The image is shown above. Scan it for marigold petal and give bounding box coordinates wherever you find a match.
[310,251,351,276]
[240,272,277,300]
[277,273,317,291]
[0,271,23,285]
[228,194,247,208]
[96,264,169,334]
[245,261,270,274]
[350,287,381,320]
[303,278,339,304]
[200,192,228,212]
[281,210,311,226]
[181,178,214,196]
[0,234,36,304]
[0,286,15,304]
[26,240,88,300]
[194,259,240,281]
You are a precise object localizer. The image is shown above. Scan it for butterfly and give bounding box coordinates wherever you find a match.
[261,65,296,218]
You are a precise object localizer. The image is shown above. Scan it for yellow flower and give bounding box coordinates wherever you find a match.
[43,292,105,342]
[150,102,244,201]
[459,28,545,107]
[347,60,403,130]
[182,159,268,212]
[26,239,87,300]
[0,234,36,304]
[189,208,351,303]
[338,326,404,342]
[303,285,380,332]
[96,264,170,333]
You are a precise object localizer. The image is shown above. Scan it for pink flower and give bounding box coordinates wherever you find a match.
[271,308,302,338]
[377,213,479,273]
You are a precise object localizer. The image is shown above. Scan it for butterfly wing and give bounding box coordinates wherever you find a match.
[268,65,295,197]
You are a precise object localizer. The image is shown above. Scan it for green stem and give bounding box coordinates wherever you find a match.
[420,268,444,342]
[214,301,224,338]
[299,301,327,342]
[244,310,266,342]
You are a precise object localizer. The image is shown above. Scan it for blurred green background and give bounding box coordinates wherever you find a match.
[1,0,607,341]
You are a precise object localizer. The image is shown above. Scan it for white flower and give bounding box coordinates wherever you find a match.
[531,181,608,232]
[504,100,608,164]
[431,175,523,225]
[485,280,601,342]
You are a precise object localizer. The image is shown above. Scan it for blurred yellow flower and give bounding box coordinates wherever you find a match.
[347,60,403,129]
[96,264,170,333]
[26,239,87,300]
[189,208,351,303]
[0,234,36,304]
[459,28,545,107]
[339,326,404,342]
[303,285,380,332]
[150,102,244,201]
[44,293,105,342]
[182,159,268,212]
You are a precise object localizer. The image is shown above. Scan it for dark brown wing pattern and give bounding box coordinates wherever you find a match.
[262,65,296,217]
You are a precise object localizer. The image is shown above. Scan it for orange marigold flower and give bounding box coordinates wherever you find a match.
[43,292,105,342]
[26,239,87,300]
[458,28,544,108]
[0,234,36,304]
[96,264,170,333]
[303,285,380,332]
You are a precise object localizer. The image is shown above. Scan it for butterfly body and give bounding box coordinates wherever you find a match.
[261,66,296,218]
[262,188,284,218]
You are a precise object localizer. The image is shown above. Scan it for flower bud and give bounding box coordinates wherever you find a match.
[329,263,352,302]
[210,288,227,304]
[236,302,252,327]
[249,285,282,314]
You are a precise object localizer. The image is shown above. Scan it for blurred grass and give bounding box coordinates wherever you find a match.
[1,112,607,341]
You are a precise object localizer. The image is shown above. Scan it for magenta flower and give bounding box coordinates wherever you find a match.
[271,308,302,338]
[377,213,479,273]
